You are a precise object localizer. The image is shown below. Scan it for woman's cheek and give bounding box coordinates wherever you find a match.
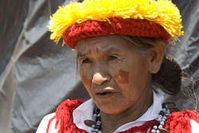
[109,61,129,85]
[80,65,92,90]
[116,70,129,84]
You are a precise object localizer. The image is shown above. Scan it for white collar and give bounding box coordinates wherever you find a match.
[73,89,168,132]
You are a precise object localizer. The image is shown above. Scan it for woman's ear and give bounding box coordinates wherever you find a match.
[148,41,166,74]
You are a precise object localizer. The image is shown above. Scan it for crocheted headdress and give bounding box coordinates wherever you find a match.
[48,0,183,49]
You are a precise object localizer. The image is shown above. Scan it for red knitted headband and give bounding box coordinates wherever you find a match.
[63,17,171,49]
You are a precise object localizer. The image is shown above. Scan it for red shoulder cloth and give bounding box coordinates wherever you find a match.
[47,100,199,133]
[164,110,199,133]
[47,99,86,133]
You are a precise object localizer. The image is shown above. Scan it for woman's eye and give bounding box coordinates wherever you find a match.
[108,55,118,61]
[82,58,92,64]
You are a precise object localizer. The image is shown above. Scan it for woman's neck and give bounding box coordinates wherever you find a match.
[100,90,153,133]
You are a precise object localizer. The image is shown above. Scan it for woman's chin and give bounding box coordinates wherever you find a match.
[94,100,127,115]
[98,106,125,115]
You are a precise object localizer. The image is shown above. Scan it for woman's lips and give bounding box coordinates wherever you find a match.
[94,87,117,98]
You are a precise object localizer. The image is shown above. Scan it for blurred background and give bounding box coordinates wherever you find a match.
[0,0,198,133]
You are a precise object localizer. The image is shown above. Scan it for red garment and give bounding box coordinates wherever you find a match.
[47,100,199,133]
[164,110,199,133]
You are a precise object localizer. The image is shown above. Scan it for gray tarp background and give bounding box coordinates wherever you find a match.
[0,0,198,133]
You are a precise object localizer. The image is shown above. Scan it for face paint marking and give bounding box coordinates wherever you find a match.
[116,70,129,84]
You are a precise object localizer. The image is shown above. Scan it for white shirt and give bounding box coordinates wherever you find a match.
[36,90,199,133]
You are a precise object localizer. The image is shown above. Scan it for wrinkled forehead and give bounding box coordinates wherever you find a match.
[76,35,139,53]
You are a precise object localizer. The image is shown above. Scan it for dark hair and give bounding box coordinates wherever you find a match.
[152,57,181,95]
[128,36,181,95]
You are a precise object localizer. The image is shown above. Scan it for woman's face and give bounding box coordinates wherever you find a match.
[76,35,161,115]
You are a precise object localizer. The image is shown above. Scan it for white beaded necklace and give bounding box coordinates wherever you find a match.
[89,102,177,133]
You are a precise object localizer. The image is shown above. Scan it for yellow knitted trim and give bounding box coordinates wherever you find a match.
[49,0,183,43]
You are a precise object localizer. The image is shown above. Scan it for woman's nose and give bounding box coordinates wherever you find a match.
[92,72,110,85]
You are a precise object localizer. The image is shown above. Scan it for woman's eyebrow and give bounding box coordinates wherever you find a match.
[77,52,86,58]
[77,49,90,57]
[103,46,123,54]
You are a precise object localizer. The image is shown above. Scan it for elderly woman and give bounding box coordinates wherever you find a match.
[37,0,199,133]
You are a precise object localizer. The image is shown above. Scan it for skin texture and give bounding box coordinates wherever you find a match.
[76,35,165,132]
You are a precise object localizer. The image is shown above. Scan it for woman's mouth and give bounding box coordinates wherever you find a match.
[96,92,115,98]
[96,91,112,96]
[94,87,117,98]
